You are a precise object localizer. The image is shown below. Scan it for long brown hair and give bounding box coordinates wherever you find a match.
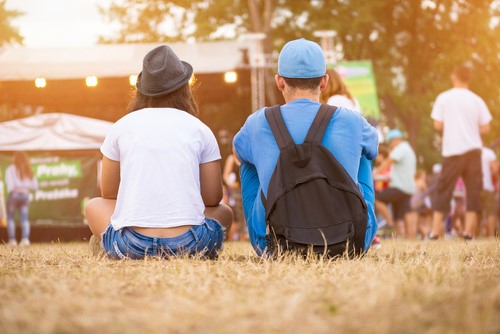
[13,151,34,180]
[127,83,199,117]
[320,68,355,104]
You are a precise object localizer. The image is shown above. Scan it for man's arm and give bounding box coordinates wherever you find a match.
[374,157,394,175]
[480,123,490,135]
[358,156,377,250]
[433,120,443,132]
[490,160,499,177]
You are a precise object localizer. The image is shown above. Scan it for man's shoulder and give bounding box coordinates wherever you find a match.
[436,88,457,99]
[438,87,480,100]
[241,107,267,129]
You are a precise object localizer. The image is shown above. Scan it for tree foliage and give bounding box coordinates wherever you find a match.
[100,0,500,169]
[0,0,23,46]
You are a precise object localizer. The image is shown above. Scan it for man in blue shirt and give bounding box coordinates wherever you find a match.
[233,38,379,255]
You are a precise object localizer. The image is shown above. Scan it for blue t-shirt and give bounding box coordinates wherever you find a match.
[234,98,379,254]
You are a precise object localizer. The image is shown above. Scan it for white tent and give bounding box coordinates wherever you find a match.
[0,113,112,228]
[0,113,112,151]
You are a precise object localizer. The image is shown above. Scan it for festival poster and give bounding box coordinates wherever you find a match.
[329,60,381,120]
[0,152,101,226]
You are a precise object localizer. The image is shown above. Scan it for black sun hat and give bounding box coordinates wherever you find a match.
[136,45,193,97]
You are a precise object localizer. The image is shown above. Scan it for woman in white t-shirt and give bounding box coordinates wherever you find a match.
[320,68,361,112]
[5,151,38,247]
[85,45,233,259]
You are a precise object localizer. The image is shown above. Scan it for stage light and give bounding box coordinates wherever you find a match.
[129,75,138,86]
[189,74,196,86]
[86,76,98,87]
[35,77,46,88]
[224,71,237,83]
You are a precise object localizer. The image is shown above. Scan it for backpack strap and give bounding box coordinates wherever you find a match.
[265,105,294,150]
[262,105,294,208]
[304,104,337,144]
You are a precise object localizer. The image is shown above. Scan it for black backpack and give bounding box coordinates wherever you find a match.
[261,104,367,258]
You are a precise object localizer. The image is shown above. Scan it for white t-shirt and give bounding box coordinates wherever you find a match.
[481,147,497,192]
[5,165,38,193]
[101,108,221,230]
[389,141,416,195]
[431,88,492,157]
[327,95,361,113]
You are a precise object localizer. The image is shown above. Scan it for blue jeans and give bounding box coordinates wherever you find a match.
[101,218,225,260]
[7,192,31,241]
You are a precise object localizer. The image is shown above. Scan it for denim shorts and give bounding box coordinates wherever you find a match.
[101,218,225,260]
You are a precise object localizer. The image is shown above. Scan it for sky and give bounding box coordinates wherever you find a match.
[5,0,115,48]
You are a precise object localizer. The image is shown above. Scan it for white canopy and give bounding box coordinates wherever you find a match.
[0,41,246,81]
[0,113,112,151]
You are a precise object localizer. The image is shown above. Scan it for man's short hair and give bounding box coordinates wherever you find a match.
[453,64,472,83]
[282,76,323,90]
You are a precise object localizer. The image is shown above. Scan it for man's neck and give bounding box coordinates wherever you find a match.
[283,90,320,103]
[453,82,468,89]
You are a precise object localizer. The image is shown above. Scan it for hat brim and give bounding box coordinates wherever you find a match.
[136,61,193,97]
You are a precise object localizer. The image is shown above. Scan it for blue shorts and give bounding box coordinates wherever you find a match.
[101,218,225,260]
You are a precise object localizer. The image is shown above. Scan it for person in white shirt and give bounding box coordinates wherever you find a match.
[5,151,38,247]
[480,146,498,237]
[84,45,232,259]
[430,64,492,240]
[320,68,361,112]
[374,129,418,239]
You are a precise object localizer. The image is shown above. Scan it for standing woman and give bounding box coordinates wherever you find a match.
[5,151,38,247]
[320,68,361,112]
[85,45,232,259]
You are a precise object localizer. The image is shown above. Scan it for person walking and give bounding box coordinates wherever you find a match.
[85,45,232,259]
[233,38,379,257]
[5,151,38,247]
[374,130,417,239]
[429,64,492,239]
[223,153,247,241]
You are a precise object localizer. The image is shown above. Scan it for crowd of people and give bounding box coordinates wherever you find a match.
[371,64,496,242]
[3,39,497,259]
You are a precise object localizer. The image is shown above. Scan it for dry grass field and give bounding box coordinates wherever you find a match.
[0,239,499,334]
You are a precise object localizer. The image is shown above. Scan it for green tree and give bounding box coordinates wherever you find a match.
[0,0,23,46]
[100,0,500,169]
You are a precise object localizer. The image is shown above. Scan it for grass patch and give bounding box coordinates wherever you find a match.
[0,239,499,333]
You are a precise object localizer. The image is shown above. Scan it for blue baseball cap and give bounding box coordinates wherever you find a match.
[277,38,326,78]
[386,129,403,141]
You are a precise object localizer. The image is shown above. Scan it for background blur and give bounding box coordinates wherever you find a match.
[1,0,499,171]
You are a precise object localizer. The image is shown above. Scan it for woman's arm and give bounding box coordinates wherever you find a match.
[100,157,120,199]
[200,160,223,207]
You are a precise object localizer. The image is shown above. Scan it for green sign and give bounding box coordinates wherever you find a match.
[0,152,101,226]
[34,161,82,181]
[328,61,381,120]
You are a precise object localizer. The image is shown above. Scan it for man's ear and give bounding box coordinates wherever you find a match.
[319,74,329,91]
[275,74,285,91]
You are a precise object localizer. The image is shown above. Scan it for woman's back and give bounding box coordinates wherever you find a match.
[101,107,221,229]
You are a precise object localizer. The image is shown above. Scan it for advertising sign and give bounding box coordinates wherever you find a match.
[329,60,381,120]
[0,151,101,226]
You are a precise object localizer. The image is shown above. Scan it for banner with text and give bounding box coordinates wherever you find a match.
[329,61,381,120]
[0,151,101,226]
